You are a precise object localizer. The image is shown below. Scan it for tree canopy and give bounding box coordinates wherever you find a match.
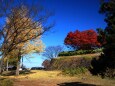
[64,29,101,50]
[90,0,115,78]
[0,0,52,75]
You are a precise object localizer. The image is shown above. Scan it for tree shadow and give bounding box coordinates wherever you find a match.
[1,70,36,76]
[20,70,36,75]
[58,82,99,86]
[0,77,6,80]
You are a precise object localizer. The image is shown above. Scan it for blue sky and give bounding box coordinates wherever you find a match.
[0,0,106,68]
[24,0,106,68]
[40,0,106,47]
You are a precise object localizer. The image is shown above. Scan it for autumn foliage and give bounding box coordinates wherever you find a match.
[42,60,51,69]
[64,29,101,50]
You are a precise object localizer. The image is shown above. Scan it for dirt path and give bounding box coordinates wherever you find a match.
[4,70,115,86]
[14,78,100,86]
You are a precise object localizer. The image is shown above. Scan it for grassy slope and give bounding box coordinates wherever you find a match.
[48,53,101,70]
[58,53,101,59]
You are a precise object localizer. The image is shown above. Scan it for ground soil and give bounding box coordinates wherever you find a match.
[8,70,115,86]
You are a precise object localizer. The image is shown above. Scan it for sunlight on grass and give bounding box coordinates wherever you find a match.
[1,70,115,86]
[2,70,62,79]
[27,70,60,79]
[58,53,101,59]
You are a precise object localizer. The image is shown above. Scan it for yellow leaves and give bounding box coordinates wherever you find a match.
[17,43,24,48]
[22,39,44,54]
[3,5,44,59]
[6,16,42,44]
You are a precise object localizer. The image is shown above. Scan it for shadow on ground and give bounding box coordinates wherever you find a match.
[0,77,6,80]
[20,70,36,75]
[58,82,99,86]
[1,70,36,76]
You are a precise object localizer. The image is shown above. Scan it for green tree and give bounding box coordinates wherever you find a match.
[90,0,115,78]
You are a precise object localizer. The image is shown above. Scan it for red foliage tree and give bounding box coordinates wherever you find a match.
[64,29,101,50]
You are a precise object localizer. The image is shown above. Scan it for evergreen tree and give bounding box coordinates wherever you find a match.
[90,0,115,78]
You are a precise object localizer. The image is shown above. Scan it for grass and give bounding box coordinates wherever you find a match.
[58,53,101,59]
[1,70,61,80]
[0,78,13,86]
[0,53,114,86]
[1,70,115,86]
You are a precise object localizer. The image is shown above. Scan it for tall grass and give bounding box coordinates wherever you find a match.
[0,79,13,86]
[62,67,88,76]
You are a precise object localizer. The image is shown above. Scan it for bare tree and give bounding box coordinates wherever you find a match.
[42,45,64,59]
[0,0,53,74]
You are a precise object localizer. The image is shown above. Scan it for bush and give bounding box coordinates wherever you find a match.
[0,79,13,86]
[59,48,102,56]
[92,48,103,53]
[58,51,73,56]
[62,67,88,76]
[90,56,115,79]
[1,71,15,76]
[104,68,115,79]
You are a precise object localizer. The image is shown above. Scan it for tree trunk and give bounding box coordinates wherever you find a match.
[0,57,4,74]
[16,61,20,76]
[6,58,9,72]
[16,49,21,76]
[22,57,23,68]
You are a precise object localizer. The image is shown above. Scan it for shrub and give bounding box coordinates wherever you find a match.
[104,68,115,79]
[90,56,115,79]
[59,48,102,56]
[0,79,13,86]
[62,67,88,76]
[1,71,15,76]
[58,51,73,56]
[92,48,103,53]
